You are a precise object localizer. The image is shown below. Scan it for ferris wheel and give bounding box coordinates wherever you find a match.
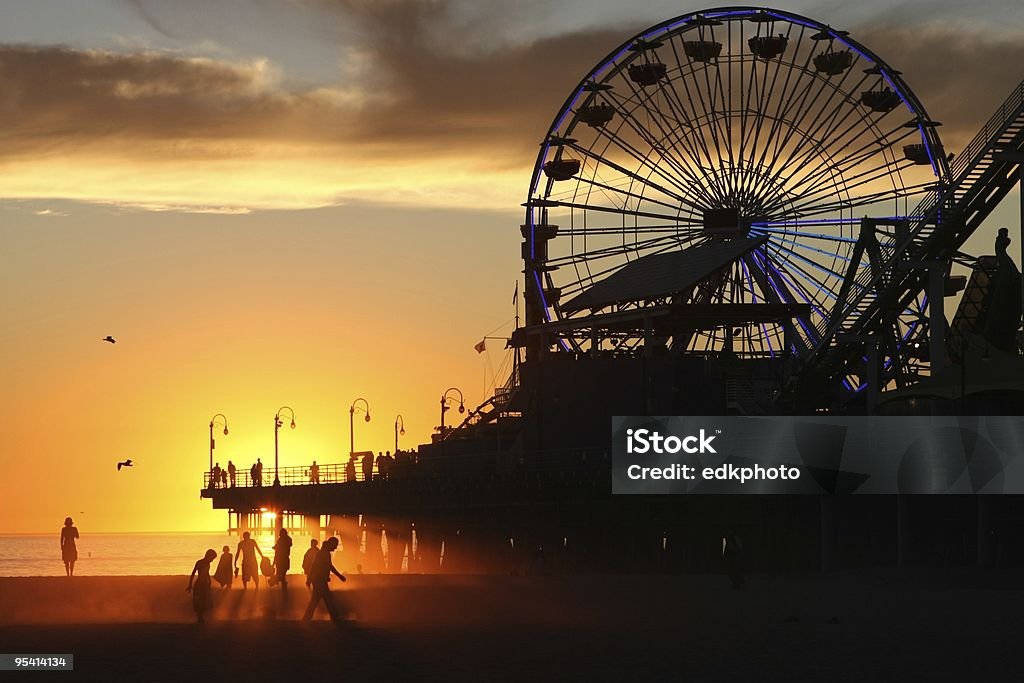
[522,6,949,369]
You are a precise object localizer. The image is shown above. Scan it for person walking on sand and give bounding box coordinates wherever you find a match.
[302,539,319,589]
[214,545,233,589]
[272,528,293,592]
[228,460,236,487]
[186,549,217,623]
[60,517,79,577]
[234,531,265,590]
[302,536,347,622]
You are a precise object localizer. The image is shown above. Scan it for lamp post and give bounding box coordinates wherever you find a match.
[394,414,406,453]
[274,406,296,486]
[209,413,229,474]
[439,388,465,446]
[349,398,371,457]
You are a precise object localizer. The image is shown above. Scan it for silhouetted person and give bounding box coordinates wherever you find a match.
[310,460,320,484]
[234,531,265,590]
[302,537,347,622]
[303,539,319,589]
[723,533,745,589]
[214,545,233,589]
[227,460,236,487]
[362,452,375,482]
[220,469,227,488]
[212,463,222,489]
[250,463,258,487]
[345,457,357,483]
[60,517,79,577]
[984,227,1023,351]
[256,458,264,487]
[186,548,217,623]
[273,528,293,591]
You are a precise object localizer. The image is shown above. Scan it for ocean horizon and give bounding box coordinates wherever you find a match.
[0,531,352,577]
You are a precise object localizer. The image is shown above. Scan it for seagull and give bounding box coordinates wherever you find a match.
[103,336,116,344]
[117,459,133,471]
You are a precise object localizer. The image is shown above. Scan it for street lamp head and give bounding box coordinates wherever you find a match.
[400,428,406,436]
[223,427,229,436]
[290,420,296,429]
[364,414,371,423]
[458,403,465,414]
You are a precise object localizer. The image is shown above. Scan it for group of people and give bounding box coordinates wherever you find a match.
[186,528,348,624]
[342,449,418,483]
[208,450,425,489]
[208,459,265,489]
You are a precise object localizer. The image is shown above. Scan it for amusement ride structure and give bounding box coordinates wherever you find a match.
[203,7,1024,572]
[499,6,1024,420]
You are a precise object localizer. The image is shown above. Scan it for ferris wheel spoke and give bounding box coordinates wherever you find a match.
[774,109,907,188]
[549,232,688,268]
[559,223,703,236]
[752,24,816,178]
[663,37,733,196]
[780,163,925,216]
[572,162,704,218]
[557,235,709,296]
[780,121,916,196]
[569,143,708,217]
[767,57,866,180]
[772,79,877,183]
[751,226,857,243]
[587,86,715,200]
[585,99,721,208]
[612,66,729,202]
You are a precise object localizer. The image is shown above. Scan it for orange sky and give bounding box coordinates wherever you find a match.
[1,203,521,533]
[3,1,1024,533]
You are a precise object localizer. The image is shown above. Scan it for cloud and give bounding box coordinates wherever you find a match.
[0,1,1022,210]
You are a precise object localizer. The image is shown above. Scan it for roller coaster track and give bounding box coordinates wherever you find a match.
[802,78,1024,391]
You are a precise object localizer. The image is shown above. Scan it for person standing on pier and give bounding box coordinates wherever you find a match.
[362,452,375,482]
[250,462,258,487]
[256,458,264,487]
[60,517,79,577]
[186,548,217,623]
[302,536,347,622]
[227,460,236,487]
[309,460,320,484]
[212,462,222,489]
[345,456,357,483]
[234,531,265,590]
[273,528,293,591]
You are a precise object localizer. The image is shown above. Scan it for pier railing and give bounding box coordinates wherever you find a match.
[202,447,609,491]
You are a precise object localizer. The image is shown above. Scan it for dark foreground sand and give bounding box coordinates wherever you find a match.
[1,571,1021,682]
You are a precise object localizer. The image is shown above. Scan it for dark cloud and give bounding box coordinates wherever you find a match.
[0,1,1021,173]
[855,23,1024,151]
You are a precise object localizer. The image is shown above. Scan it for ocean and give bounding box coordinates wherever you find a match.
[0,532,314,577]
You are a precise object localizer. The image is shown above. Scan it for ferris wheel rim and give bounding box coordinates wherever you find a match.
[523,6,949,364]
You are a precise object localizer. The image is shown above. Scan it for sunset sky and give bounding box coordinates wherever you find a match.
[3,0,1024,533]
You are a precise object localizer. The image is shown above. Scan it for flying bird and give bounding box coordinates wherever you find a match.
[117,459,134,471]
[103,336,116,344]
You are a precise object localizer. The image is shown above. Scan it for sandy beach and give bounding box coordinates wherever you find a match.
[2,571,1021,681]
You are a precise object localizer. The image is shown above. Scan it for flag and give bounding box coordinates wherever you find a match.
[474,339,486,354]
[512,281,518,306]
